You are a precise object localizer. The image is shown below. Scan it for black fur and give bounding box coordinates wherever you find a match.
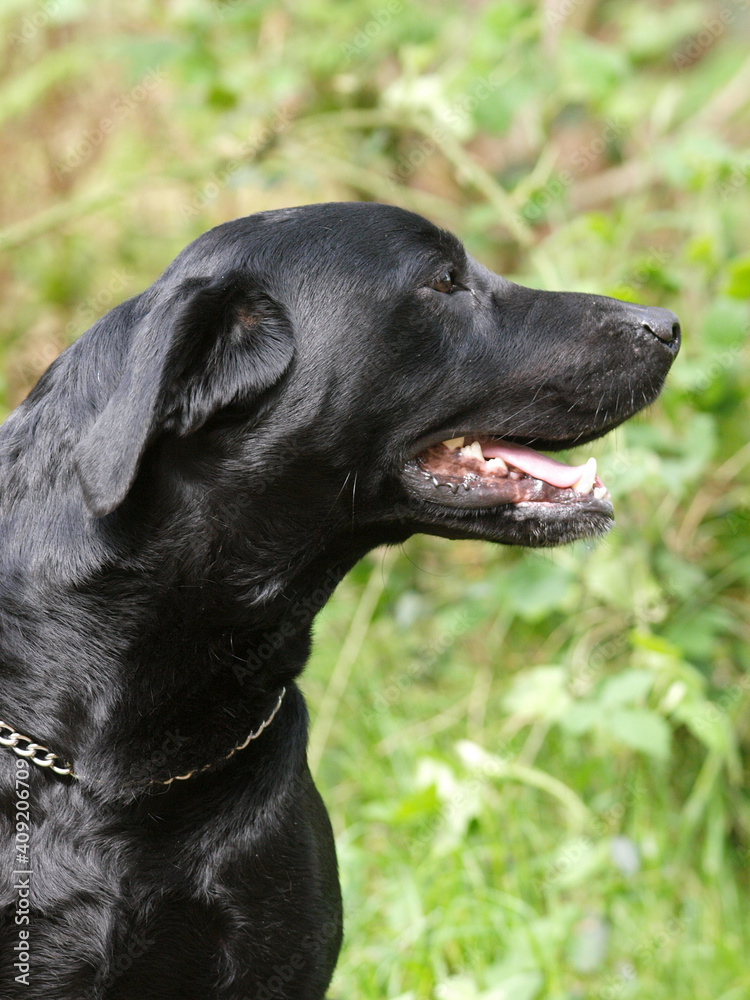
[0,203,679,998]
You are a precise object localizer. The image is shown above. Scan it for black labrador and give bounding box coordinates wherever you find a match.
[0,202,679,999]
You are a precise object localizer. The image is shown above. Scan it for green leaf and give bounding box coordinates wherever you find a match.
[599,668,655,707]
[672,699,733,756]
[558,701,601,735]
[701,297,749,349]
[558,35,630,105]
[389,785,441,825]
[607,708,671,760]
[502,557,579,622]
[483,970,543,1000]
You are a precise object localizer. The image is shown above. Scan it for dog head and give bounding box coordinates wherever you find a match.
[71,202,679,550]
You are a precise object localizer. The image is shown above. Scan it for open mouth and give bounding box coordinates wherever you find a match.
[402,435,613,515]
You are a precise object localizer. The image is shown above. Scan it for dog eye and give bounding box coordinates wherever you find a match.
[429,271,455,294]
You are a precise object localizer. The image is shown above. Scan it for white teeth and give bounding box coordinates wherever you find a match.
[593,485,608,499]
[572,457,597,494]
[462,440,484,461]
[442,437,465,450]
[486,456,508,472]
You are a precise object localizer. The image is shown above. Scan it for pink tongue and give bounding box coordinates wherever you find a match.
[480,440,586,488]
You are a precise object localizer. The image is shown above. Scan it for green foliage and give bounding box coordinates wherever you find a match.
[1,0,749,996]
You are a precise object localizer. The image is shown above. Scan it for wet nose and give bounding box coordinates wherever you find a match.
[630,303,681,347]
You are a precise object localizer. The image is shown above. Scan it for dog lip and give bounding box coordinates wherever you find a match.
[514,497,614,515]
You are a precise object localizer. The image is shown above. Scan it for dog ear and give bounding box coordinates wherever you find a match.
[73,273,294,518]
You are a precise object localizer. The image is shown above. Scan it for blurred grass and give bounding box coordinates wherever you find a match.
[2,1,750,997]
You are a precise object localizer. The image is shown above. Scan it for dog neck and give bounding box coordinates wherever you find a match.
[0,390,401,797]
[0,487,380,798]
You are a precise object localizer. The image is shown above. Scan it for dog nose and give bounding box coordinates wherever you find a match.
[630,304,681,346]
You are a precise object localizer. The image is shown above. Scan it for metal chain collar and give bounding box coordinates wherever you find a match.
[0,686,287,788]
[0,721,76,777]
[155,686,287,787]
